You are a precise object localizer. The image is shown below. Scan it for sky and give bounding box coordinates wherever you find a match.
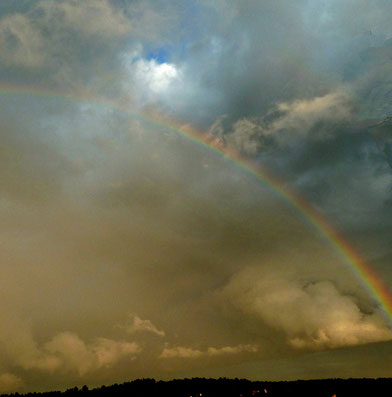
[1,0,392,392]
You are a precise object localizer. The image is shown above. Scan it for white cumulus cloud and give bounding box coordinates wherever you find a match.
[223,268,392,351]
[45,332,141,375]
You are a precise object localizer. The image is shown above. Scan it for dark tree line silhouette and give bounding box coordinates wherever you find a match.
[2,377,392,397]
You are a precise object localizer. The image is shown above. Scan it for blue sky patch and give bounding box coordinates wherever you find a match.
[146,48,169,64]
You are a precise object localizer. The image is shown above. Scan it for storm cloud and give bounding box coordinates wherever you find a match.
[1,0,392,392]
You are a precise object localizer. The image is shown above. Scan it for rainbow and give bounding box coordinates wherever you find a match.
[2,82,392,327]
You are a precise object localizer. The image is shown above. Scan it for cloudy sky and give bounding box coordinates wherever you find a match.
[1,0,392,392]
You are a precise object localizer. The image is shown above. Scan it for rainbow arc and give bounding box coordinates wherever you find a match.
[1,82,392,326]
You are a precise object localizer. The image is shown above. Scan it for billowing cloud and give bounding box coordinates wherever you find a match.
[160,344,258,359]
[208,116,267,156]
[122,50,181,106]
[160,346,203,359]
[269,92,353,136]
[223,268,392,350]
[0,315,140,377]
[208,91,354,156]
[122,315,165,337]
[45,333,141,375]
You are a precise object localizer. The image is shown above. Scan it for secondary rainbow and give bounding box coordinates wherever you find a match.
[2,82,392,327]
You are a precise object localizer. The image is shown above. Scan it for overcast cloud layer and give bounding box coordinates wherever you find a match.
[1,0,392,392]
